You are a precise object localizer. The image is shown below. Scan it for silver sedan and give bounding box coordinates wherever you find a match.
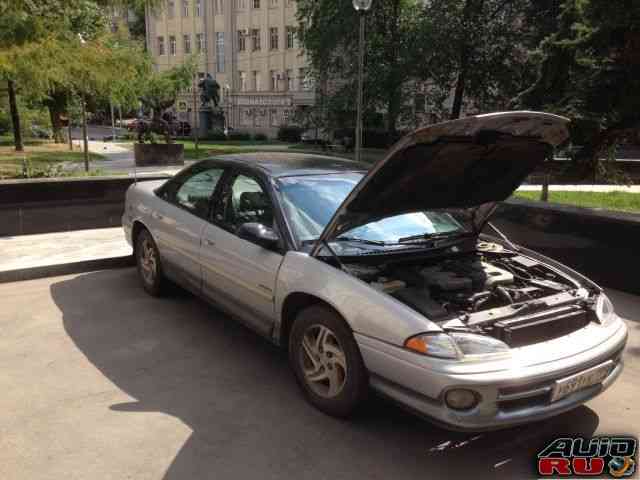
[122,112,627,431]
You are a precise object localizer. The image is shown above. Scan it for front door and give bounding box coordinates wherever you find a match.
[201,172,284,335]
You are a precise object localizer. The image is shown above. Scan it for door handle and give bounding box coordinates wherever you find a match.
[203,238,215,246]
[152,212,164,220]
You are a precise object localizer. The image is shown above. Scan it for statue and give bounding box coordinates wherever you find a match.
[198,74,220,109]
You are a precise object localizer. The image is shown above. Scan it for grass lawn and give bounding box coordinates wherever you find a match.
[174,139,290,160]
[0,136,104,179]
[514,190,640,214]
[288,144,386,164]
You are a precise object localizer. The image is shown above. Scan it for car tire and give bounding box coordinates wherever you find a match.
[135,228,166,297]
[289,305,368,417]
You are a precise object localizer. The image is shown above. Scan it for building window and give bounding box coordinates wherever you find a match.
[270,0,277,6]
[269,109,279,127]
[214,0,223,14]
[182,0,189,16]
[269,27,278,50]
[167,0,175,18]
[286,27,295,49]
[286,0,294,6]
[169,36,177,55]
[216,32,224,72]
[250,29,260,51]
[237,30,246,51]
[183,34,191,54]
[270,70,277,91]
[239,71,246,91]
[157,36,165,55]
[286,69,293,91]
[252,71,260,91]
[298,68,310,90]
[195,0,201,16]
[235,0,246,9]
[196,33,205,52]
[253,0,260,8]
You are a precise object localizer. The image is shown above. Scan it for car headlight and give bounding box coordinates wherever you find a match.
[404,333,459,359]
[596,294,616,326]
[405,332,510,360]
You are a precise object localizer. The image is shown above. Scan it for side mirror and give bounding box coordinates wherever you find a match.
[237,222,280,250]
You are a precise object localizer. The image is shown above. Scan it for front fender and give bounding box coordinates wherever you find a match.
[275,252,441,346]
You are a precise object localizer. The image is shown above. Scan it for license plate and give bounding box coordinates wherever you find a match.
[550,361,613,403]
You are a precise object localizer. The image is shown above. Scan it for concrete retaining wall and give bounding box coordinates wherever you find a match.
[1,176,638,294]
[0,175,170,236]
[491,199,640,295]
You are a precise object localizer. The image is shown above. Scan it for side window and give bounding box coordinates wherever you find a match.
[221,174,274,232]
[172,168,224,218]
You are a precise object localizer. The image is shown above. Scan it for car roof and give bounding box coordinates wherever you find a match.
[200,152,370,178]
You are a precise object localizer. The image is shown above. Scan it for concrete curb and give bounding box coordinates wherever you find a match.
[0,255,135,284]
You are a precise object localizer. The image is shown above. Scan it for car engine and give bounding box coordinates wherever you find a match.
[344,242,590,346]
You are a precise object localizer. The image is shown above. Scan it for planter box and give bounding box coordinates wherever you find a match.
[134,143,184,167]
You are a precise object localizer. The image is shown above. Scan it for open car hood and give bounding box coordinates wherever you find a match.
[312,111,570,255]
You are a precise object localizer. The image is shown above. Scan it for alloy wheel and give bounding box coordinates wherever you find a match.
[299,324,348,398]
[139,238,157,285]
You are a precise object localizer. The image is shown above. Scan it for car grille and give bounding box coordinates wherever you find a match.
[485,306,594,348]
[496,347,623,412]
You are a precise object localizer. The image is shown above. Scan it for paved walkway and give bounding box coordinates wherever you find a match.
[69,140,187,176]
[518,185,640,192]
[0,228,131,282]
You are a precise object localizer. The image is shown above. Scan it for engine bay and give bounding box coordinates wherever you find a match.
[344,242,595,347]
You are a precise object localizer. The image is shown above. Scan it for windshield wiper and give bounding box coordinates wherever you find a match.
[335,236,389,246]
[397,231,463,244]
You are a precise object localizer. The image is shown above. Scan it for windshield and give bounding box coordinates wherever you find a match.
[277,173,469,246]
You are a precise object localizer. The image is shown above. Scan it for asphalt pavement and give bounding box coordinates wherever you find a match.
[0,268,638,480]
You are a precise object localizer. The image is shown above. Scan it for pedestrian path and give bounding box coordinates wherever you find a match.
[518,185,640,193]
[0,228,132,282]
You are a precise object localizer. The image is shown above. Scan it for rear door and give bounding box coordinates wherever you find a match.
[200,170,285,336]
[153,163,227,293]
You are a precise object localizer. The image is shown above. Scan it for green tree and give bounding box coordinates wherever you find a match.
[138,59,197,143]
[514,0,640,166]
[423,0,535,119]
[296,0,435,138]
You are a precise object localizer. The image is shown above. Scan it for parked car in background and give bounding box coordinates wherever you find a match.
[30,125,53,139]
[127,118,150,132]
[123,112,627,431]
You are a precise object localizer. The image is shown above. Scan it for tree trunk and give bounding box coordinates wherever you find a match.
[385,0,401,138]
[7,80,23,152]
[450,62,467,120]
[450,0,477,120]
[386,88,401,141]
[45,91,68,143]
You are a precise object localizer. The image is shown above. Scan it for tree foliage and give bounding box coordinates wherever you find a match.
[514,0,640,165]
[297,0,434,137]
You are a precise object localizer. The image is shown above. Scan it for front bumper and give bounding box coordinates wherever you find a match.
[356,319,627,431]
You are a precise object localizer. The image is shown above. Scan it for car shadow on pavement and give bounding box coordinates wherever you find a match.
[50,269,599,480]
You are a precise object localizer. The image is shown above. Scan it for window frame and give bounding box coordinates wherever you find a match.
[156,162,229,221]
[212,167,294,252]
[269,27,278,50]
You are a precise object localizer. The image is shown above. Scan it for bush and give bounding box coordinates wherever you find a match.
[277,126,303,142]
[252,132,268,141]
[227,131,251,141]
[201,129,227,141]
[332,128,407,148]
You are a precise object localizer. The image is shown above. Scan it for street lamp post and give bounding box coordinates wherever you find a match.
[352,0,372,163]
[224,84,231,134]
